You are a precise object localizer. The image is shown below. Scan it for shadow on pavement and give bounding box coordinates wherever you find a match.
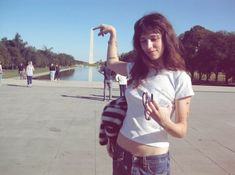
[61,94,104,101]
[7,84,26,88]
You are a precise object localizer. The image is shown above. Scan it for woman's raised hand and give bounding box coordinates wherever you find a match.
[93,24,116,37]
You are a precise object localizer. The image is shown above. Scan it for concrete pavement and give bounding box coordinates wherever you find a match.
[0,78,235,175]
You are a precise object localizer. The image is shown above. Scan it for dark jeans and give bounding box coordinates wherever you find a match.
[27,76,32,85]
[113,144,170,175]
[119,85,126,97]
[104,80,112,100]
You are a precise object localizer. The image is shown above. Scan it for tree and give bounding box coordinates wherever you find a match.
[42,46,54,64]
[119,50,136,62]
[13,33,27,50]
[196,32,227,81]
[222,32,235,84]
[0,42,11,67]
[180,25,212,80]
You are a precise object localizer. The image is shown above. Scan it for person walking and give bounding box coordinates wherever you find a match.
[54,64,60,80]
[115,73,127,97]
[49,63,56,81]
[26,61,34,87]
[94,12,194,175]
[18,63,25,79]
[0,61,3,86]
[99,62,113,101]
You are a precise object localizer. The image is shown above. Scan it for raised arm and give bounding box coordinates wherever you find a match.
[93,24,128,76]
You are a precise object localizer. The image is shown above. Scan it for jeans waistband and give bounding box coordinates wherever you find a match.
[115,144,169,162]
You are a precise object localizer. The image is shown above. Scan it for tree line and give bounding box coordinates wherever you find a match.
[180,25,235,84]
[119,25,235,85]
[0,33,78,69]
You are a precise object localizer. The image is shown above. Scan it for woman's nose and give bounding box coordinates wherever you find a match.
[147,40,153,49]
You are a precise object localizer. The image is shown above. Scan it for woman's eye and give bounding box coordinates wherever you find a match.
[140,39,147,44]
[151,36,161,41]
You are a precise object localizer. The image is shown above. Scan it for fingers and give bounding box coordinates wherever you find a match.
[146,101,159,113]
[93,24,104,30]
[145,101,160,120]
[92,26,100,31]
[99,30,109,36]
[93,24,106,37]
[145,103,153,113]
[93,24,106,31]
[98,32,104,37]
[151,100,160,111]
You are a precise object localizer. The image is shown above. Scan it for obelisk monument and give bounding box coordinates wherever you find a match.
[88,28,94,64]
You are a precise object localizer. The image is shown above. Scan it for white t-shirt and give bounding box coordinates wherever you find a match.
[26,65,34,76]
[0,65,2,74]
[116,74,127,85]
[119,63,194,148]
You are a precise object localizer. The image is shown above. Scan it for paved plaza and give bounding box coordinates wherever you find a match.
[0,78,235,175]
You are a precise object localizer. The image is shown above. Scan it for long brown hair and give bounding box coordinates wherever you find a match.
[129,12,185,87]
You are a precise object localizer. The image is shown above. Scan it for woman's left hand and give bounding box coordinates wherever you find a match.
[146,97,192,138]
[145,101,170,128]
[93,24,116,37]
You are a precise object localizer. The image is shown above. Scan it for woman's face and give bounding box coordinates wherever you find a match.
[140,30,164,61]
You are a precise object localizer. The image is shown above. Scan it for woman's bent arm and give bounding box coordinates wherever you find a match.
[93,24,128,76]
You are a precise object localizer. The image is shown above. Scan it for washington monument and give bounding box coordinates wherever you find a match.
[88,28,94,64]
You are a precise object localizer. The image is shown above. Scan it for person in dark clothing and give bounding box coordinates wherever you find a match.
[55,64,60,80]
[99,62,113,101]
[49,63,56,81]
[18,63,25,79]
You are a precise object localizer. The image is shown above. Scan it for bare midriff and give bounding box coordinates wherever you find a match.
[117,133,169,156]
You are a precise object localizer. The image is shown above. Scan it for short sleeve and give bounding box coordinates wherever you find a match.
[126,63,134,78]
[175,71,194,100]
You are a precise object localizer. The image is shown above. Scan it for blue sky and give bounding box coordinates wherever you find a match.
[0,0,234,62]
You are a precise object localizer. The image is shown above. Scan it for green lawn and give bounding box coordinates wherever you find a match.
[2,68,49,79]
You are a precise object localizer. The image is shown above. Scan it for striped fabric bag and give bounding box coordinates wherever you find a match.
[99,96,127,146]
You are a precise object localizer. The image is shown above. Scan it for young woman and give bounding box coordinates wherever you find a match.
[94,12,194,175]
[0,61,3,85]
[26,61,34,87]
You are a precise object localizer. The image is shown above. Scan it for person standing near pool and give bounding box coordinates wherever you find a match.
[26,61,34,87]
[115,73,127,97]
[99,61,113,101]
[49,63,56,81]
[0,61,3,86]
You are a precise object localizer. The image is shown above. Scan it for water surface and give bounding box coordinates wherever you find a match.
[60,66,103,82]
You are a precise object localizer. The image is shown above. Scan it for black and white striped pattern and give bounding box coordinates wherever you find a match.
[99,96,127,145]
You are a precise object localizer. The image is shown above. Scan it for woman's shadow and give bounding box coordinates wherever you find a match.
[61,94,104,101]
[61,94,120,101]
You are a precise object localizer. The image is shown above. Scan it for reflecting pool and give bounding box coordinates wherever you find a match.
[60,66,103,82]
